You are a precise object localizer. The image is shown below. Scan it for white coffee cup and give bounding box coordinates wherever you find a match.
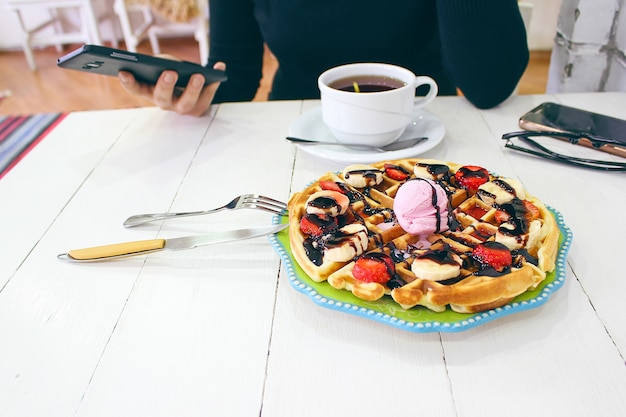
[318,63,438,147]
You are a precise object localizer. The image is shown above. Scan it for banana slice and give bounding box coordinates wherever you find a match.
[411,250,462,281]
[306,190,349,217]
[477,178,527,205]
[413,159,450,180]
[324,223,369,262]
[496,218,542,252]
[342,164,383,188]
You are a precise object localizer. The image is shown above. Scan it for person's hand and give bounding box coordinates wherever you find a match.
[118,59,226,117]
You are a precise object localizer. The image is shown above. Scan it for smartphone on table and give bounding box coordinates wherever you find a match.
[57,44,227,87]
[519,102,626,158]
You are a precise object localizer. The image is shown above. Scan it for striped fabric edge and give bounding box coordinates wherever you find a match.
[0,112,68,180]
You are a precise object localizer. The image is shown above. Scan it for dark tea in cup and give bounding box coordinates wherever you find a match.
[329,75,406,93]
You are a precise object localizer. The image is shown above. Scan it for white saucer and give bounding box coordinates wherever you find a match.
[288,106,445,164]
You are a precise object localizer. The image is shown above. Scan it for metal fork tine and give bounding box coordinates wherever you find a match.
[243,204,285,214]
[244,196,287,208]
[241,200,287,214]
[244,194,288,209]
[242,194,287,210]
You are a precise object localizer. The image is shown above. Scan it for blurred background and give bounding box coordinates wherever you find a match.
[3,0,622,115]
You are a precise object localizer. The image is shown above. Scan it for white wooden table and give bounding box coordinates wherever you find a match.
[1,93,625,417]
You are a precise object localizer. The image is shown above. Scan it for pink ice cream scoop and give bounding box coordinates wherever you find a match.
[393,179,450,235]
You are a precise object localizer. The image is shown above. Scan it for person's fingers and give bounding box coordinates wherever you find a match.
[172,63,227,116]
[119,62,226,116]
[181,62,226,116]
[118,71,153,99]
[117,71,135,91]
[152,70,178,109]
[182,79,220,117]
[174,73,205,115]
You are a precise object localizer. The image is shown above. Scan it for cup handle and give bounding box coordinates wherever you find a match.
[413,76,438,108]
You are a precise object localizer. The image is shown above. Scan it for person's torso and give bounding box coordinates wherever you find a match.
[250,0,452,99]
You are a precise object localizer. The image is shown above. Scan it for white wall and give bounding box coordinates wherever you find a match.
[524,0,564,50]
[1,0,564,52]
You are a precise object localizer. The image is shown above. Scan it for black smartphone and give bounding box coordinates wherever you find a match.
[57,44,227,87]
[519,102,626,157]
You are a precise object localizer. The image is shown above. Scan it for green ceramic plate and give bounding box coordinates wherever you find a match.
[269,207,572,332]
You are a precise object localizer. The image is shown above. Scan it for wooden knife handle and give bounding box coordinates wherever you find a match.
[66,239,166,260]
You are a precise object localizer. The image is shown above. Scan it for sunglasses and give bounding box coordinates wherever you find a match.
[502,131,626,172]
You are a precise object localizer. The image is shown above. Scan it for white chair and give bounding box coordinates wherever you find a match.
[4,0,119,71]
[113,0,208,65]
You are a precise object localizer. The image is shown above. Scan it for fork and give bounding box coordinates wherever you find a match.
[123,194,287,228]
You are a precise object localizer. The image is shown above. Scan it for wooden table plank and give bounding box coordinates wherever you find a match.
[74,101,300,417]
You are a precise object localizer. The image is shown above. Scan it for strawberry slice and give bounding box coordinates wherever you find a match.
[522,199,540,220]
[319,180,346,194]
[352,252,395,283]
[299,214,338,237]
[455,165,489,192]
[471,242,512,271]
[494,209,510,224]
[384,163,410,181]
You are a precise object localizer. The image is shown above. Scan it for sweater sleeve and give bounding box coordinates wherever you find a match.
[436,0,529,109]
[207,0,265,103]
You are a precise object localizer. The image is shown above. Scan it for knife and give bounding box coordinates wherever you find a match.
[57,223,288,262]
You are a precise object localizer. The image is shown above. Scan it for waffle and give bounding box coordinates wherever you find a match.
[287,158,560,313]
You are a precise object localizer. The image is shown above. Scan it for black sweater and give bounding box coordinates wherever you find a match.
[208,0,529,109]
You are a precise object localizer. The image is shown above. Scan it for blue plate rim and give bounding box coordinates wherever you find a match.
[269,206,573,333]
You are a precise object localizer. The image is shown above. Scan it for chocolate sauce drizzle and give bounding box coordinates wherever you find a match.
[496,197,530,242]
[343,168,383,184]
[417,248,459,267]
[307,196,342,213]
[457,165,489,184]
[493,179,516,195]
[303,237,324,266]
[513,248,538,267]
[417,162,450,179]
[334,182,364,204]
